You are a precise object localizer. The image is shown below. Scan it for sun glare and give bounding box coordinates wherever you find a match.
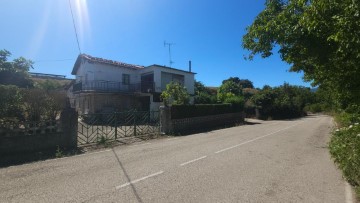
[73,0,91,46]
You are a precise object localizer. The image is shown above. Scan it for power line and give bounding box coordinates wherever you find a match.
[68,0,81,54]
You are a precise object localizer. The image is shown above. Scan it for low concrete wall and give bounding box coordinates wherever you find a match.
[0,108,78,155]
[160,106,244,134]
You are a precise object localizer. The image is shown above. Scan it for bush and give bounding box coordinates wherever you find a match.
[22,89,66,121]
[330,107,360,198]
[171,104,242,119]
[334,105,360,127]
[224,96,245,112]
[0,85,24,120]
[329,122,360,191]
[304,103,324,113]
[161,82,190,105]
[252,83,311,120]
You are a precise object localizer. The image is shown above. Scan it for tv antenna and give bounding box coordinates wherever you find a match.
[164,41,175,67]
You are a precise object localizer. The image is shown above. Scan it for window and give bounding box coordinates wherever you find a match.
[122,74,130,85]
[161,72,185,90]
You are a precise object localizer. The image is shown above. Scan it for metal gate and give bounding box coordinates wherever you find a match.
[77,110,160,145]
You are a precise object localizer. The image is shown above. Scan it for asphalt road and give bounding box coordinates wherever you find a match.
[0,115,354,202]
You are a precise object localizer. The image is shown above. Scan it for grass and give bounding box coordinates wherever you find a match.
[329,111,360,200]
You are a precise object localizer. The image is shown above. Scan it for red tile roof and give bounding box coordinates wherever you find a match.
[71,54,144,75]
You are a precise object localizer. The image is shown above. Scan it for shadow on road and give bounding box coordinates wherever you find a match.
[111,148,143,203]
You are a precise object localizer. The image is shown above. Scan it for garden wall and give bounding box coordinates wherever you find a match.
[160,106,244,134]
[0,108,78,155]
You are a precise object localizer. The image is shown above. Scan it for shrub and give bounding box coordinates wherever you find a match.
[224,96,245,112]
[334,105,360,127]
[0,85,24,120]
[304,103,324,113]
[217,81,242,102]
[329,123,360,189]
[22,89,66,121]
[330,107,360,198]
[161,82,190,105]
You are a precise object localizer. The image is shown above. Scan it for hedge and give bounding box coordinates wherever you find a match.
[171,104,243,119]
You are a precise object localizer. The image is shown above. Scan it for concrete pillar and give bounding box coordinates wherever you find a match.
[159,106,172,134]
[60,107,78,149]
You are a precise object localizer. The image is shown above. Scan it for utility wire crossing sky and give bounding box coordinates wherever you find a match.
[0,0,311,88]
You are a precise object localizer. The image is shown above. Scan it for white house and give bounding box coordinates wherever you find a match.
[70,54,195,114]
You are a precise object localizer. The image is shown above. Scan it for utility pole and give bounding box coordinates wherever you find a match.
[164,41,175,67]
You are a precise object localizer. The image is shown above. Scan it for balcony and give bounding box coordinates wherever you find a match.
[72,80,155,94]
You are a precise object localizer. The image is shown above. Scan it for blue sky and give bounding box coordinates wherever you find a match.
[0,0,310,88]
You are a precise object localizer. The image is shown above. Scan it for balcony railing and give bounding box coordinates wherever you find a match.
[72,80,155,93]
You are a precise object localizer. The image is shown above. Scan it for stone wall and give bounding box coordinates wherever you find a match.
[0,108,78,155]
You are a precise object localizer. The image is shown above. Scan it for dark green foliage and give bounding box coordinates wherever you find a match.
[252,83,312,119]
[223,96,245,112]
[161,82,190,105]
[0,85,24,120]
[0,49,34,88]
[0,49,66,123]
[330,121,360,190]
[0,86,66,122]
[194,92,218,104]
[222,77,254,89]
[242,0,360,108]
[171,104,242,119]
[217,81,242,102]
[194,80,218,104]
[330,106,360,198]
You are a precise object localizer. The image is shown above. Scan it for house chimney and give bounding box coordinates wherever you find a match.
[189,60,192,72]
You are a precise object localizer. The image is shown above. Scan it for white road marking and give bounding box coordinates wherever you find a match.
[115,171,164,189]
[215,122,302,154]
[345,181,354,203]
[180,156,207,166]
[166,137,179,141]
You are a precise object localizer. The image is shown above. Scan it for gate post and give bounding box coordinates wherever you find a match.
[159,106,172,135]
[114,112,118,139]
[60,107,78,149]
[133,110,137,136]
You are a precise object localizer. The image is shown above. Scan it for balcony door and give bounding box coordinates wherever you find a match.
[141,73,154,93]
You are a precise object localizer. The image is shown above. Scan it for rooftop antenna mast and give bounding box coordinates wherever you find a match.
[164,41,175,67]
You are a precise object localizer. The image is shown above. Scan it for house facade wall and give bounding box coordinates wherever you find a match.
[72,57,196,114]
[75,60,139,85]
[140,65,195,95]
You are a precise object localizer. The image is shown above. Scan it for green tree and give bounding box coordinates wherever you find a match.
[217,81,242,102]
[194,80,217,104]
[161,82,190,105]
[0,49,34,88]
[222,77,254,89]
[242,0,360,108]
[252,83,313,119]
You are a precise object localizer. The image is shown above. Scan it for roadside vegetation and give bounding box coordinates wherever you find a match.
[330,106,360,197]
[243,0,360,198]
[0,49,67,123]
